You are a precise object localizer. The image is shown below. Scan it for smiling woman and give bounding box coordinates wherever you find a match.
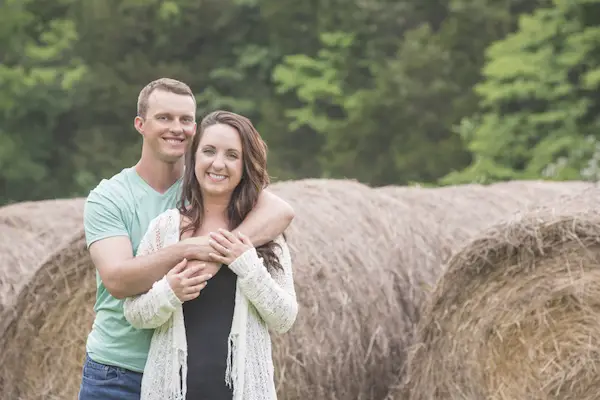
[196,122,244,197]
[180,110,271,237]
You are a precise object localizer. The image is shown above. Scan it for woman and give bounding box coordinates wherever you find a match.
[123,110,298,400]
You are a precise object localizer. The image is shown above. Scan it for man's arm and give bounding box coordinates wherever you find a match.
[88,188,292,299]
[88,236,208,299]
[84,189,212,299]
[186,189,294,256]
[233,189,294,245]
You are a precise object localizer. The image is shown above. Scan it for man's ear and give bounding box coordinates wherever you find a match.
[134,116,144,135]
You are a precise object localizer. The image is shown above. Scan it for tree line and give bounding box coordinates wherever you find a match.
[1,0,598,205]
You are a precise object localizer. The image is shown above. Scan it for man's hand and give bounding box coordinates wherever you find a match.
[166,259,212,302]
[180,235,223,276]
[180,235,213,261]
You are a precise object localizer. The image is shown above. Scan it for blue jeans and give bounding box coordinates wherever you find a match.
[78,353,143,400]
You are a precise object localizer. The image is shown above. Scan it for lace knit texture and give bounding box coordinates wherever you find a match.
[123,208,298,400]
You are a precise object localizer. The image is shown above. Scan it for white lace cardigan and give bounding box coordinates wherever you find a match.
[122,208,298,400]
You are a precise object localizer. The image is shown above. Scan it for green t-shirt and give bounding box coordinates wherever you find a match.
[83,167,182,372]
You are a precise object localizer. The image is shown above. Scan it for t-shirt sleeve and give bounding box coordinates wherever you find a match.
[84,184,129,248]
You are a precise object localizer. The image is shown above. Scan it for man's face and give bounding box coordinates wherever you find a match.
[135,89,197,163]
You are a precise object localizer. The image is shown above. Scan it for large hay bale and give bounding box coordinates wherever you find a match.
[395,186,600,400]
[0,179,430,400]
[377,180,591,253]
[0,199,84,337]
[269,179,435,400]
[376,180,593,328]
[0,231,93,399]
[0,199,85,398]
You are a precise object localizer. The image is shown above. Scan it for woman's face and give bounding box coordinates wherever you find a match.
[194,123,244,198]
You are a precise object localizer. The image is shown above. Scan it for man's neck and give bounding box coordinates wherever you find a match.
[135,154,184,194]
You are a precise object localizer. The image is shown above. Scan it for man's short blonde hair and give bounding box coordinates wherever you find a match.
[137,78,196,117]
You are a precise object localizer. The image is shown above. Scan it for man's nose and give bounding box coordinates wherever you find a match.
[170,121,184,134]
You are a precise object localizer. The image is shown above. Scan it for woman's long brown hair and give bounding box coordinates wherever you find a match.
[178,110,283,271]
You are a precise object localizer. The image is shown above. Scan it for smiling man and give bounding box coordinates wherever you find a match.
[77,78,295,400]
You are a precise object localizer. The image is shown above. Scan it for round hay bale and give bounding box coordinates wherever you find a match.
[0,179,433,400]
[0,231,93,400]
[269,179,436,400]
[395,186,600,400]
[0,199,85,398]
[0,198,84,336]
[376,180,592,257]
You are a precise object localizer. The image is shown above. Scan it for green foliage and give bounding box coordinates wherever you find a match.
[444,0,600,184]
[274,32,352,132]
[0,0,87,204]
[1,0,587,205]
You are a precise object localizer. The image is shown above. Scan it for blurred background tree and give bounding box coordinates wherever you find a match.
[1,0,597,205]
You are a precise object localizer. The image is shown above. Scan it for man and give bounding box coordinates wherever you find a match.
[78,78,294,400]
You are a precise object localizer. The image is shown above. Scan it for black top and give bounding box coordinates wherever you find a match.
[183,264,237,400]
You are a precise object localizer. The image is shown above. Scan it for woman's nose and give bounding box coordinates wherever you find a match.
[211,155,225,169]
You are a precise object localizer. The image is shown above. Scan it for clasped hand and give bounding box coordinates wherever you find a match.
[208,228,254,265]
[167,229,253,302]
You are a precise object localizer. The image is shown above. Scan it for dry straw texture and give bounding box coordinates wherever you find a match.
[0,179,426,400]
[0,231,92,400]
[0,199,86,399]
[269,179,432,400]
[395,185,600,400]
[0,199,84,338]
[1,179,592,400]
[375,180,592,326]
[377,180,591,254]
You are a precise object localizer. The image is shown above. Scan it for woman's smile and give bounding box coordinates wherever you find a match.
[206,172,228,182]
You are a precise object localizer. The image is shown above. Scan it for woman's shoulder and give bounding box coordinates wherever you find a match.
[147,208,181,232]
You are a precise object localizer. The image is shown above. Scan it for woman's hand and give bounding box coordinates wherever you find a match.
[166,258,212,302]
[208,229,254,265]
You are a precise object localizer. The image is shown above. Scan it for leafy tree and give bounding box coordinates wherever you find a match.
[0,0,87,204]
[0,0,557,205]
[444,0,600,183]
